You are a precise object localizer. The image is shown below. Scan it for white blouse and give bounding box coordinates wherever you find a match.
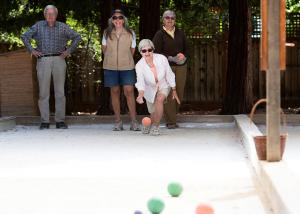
[135,53,176,103]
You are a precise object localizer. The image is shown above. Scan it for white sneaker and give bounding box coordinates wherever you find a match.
[150,125,160,136]
[142,125,151,134]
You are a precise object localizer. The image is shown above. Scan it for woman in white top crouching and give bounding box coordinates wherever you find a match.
[135,39,180,135]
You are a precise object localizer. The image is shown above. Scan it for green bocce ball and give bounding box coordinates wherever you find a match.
[167,182,183,197]
[147,198,165,214]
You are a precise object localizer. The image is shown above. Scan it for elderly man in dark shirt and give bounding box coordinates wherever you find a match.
[21,5,81,129]
[152,10,188,129]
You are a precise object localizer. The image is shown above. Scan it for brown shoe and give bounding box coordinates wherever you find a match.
[166,123,179,129]
[56,122,68,129]
[39,123,50,130]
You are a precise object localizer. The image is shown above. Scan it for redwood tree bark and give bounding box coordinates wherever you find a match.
[222,0,253,114]
[139,0,161,40]
[100,0,122,31]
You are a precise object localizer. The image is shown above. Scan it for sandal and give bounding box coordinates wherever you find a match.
[113,120,124,131]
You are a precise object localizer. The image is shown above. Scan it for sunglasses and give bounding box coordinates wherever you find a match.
[112,16,124,20]
[164,16,175,20]
[141,48,153,53]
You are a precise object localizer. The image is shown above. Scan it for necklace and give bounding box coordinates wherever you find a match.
[147,62,158,83]
[115,28,123,38]
[147,63,154,68]
[146,59,154,68]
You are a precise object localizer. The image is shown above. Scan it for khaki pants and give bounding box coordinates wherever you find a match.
[36,56,66,123]
[164,64,187,124]
[146,87,170,114]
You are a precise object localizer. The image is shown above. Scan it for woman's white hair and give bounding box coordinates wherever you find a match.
[138,39,155,52]
[44,5,58,16]
[162,10,176,19]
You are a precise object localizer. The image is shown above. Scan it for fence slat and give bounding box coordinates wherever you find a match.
[186,38,300,109]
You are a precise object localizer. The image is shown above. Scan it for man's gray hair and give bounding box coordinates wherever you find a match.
[44,5,58,16]
[162,10,176,19]
[138,39,155,52]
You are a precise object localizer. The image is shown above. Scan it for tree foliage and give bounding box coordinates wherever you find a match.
[165,0,229,37]
[1,0,300,113]
[287,0,300,12]
[1,0,300,49]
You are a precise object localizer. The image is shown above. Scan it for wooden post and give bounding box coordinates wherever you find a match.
[279,0,286,71]
[261,0,286,71]
[260,0,268,71]
[266,0,282,161]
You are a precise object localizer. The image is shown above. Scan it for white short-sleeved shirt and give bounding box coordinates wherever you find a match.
[102,31,136,48]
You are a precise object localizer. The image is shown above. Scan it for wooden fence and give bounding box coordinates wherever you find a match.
[184,38,300,109]
[0,38,300,116]
[53,38,300,113]
[0,49,39,116]
[184,39,227,109]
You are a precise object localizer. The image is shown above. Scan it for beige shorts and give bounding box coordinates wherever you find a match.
[146,88,170,114]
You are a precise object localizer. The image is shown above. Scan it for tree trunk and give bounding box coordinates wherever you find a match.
[246,6,254,111]
[97,0,122,115]
[139,0,161,40]
[100,0,112,31]
[222,0,253,114]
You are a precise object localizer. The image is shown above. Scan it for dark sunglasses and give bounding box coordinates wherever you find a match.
[112,15,124,20]
[141,48,153,53]
[164,16,175,20]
